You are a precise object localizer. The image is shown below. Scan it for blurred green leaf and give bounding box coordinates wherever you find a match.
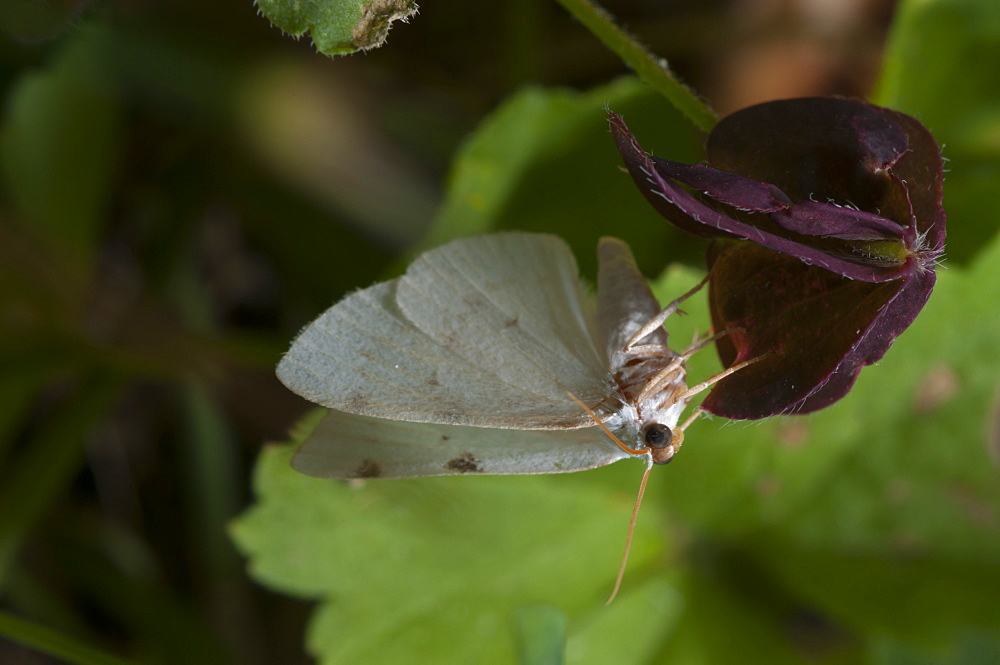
[421,77,706,277]
[254,0,418,56]
[0,24,120,265]
[652,567,804,665]
[514,605,566,665]
[743,543,1000,645]
[875,0,1000,264]
[872,631,1000,665]
[565,577,682,664]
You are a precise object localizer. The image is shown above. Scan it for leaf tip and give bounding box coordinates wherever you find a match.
[352,0,419,52]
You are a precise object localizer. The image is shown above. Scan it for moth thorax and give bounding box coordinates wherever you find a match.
[614,352,686,412]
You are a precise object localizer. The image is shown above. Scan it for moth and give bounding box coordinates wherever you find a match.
[276,232,739,478]
[277,232,747,599]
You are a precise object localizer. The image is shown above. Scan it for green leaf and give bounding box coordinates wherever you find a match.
[514,605,566,665]
[231,433,675,664]
[652,569,804,665]
[254,0,418,56]
[874,0,1000,264]
[0,23,121,265]
[565,577,682,664]
[421,77,705,277]
[872,631,1000,665]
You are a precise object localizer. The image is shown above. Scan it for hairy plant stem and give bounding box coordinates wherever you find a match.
[553,0,717,132]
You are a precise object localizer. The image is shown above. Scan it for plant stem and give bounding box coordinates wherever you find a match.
[0,610,141,665]
[553,0,717,132]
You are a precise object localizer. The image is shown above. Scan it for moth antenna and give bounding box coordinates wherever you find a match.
[566,392,646,456]
[606,454,654,605]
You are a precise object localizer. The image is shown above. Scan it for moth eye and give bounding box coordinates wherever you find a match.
[642,423,673,450]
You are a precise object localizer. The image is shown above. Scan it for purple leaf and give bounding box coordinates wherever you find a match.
[610,98,945,419]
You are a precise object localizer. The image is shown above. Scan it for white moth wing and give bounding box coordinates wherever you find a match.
[596,237,669,367]
[277,233,616,429]
[396,233,613,414]
[292,409,630,479]
[277,279,601,428]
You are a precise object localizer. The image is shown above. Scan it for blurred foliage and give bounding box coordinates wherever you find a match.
[875,0,1000,265]
[0,0,998,663]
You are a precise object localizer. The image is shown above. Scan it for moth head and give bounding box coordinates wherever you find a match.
[642,422,682,465]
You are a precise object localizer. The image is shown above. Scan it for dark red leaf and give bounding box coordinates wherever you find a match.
[609,97,946,419]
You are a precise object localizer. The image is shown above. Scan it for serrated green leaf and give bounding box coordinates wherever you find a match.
[255,0,418,56]
[231,433,674,664]
[875,0,1000,264]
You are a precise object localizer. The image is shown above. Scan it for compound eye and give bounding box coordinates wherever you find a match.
[642,423,676,465]
[642,423,672,450]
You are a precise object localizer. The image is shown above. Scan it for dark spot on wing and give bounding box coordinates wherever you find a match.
[445,452,482,473]
[505,315,519,328]
[428,378,441,386]
[347,393,370,410]
[441,435,450,441]
[354,458,382,478]
[462,296,483,310]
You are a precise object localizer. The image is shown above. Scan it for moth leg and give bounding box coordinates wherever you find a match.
[633,327,749,404]
[623,274,709,352]
[677,406,704,433]
[676,353,769,403]
[677,328,738,360]
[635,357,685,404]
[625,343,673,357]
